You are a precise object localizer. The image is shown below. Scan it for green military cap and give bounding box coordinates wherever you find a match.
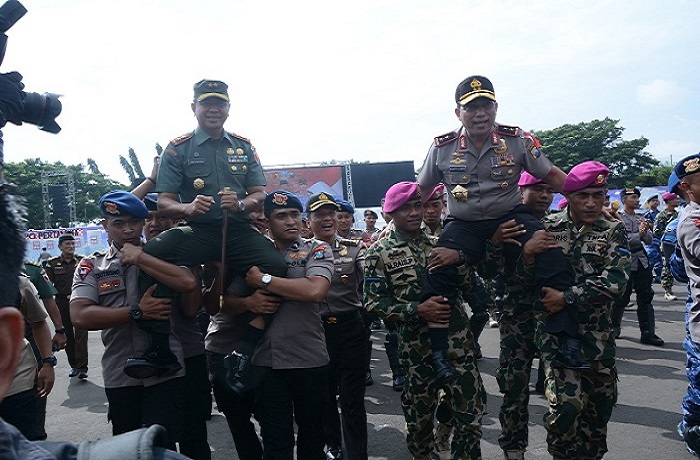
[193,79,229,102]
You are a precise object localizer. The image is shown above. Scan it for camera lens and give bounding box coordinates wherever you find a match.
[21,91,62,133]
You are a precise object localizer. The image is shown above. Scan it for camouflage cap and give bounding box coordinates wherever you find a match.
[193,79,229,102]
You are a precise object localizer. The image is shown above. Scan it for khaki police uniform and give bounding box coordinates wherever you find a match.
[45,254,88,372]
[252,237,333,459]
[417,124,574,307]
[321,236,368,460]
[70,243,185,444]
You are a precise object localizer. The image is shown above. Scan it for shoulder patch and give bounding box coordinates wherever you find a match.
[77,259,94,280]
[227,131,251,143]
[170,132,193,147]
[496,124,522,137]
[434,131,458,147]
[313,244,329,259]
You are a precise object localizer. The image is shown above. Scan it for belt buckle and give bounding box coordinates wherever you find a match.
[326,316,338,324]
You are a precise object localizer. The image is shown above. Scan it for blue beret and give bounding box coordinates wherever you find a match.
[667,171,681,194]
[143,193,158,212]
[99,190,149,219]
[335,199,355,214]
[675,153,700,179]
[264,190,303,217]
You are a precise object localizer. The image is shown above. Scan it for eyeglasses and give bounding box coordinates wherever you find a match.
[462,100,495,113]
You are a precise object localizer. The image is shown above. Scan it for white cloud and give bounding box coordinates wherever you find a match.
[635,80,689,106]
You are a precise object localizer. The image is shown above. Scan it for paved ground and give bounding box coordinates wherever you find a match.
[44,290,695,459]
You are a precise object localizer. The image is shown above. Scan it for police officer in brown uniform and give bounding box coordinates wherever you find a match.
[417,75,580,383]
[45,234,88,379]
[306,192,368,460]
[70,191,197,448]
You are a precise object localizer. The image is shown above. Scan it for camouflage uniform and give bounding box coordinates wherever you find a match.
[653,208,679,292]
[364,226,485,460]
[516,209,630,460]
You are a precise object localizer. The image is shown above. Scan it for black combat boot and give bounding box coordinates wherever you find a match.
[640,306,665,346]
[124,343,182,379]
[551,334,592,372]
[431,350,457,386]
[392,371,406,392]
[224,350,253,395]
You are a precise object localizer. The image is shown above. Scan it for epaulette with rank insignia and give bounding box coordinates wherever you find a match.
[434,131,458,147]
[496,124,522,137]
[338,237,360,247]
[170,132,193,146]
[25,260,42,268]
[227,131,251,143]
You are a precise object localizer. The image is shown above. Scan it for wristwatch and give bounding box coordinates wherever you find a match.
[129,304,143,321]
[55,327,66,334]
[238,200,246,213]
[260,273,272,289]
[42,356,57,367]
[563,288,577,306]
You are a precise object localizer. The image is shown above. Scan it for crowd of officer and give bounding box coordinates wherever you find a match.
[5,74,697,460]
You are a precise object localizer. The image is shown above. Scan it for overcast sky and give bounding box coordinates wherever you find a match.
[3,0,699,185]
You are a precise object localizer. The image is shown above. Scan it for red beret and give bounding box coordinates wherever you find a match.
[662,192,678,201]
[562,161,609,193]
[518,171,544,187]
[422,183,445,203]
[557,197,568,210]
[384,182,420,213]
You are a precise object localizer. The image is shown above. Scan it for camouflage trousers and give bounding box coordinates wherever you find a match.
[399,326,485,460]
[661,264,675,291]
[496,309,539,452]
[541,359,617,460]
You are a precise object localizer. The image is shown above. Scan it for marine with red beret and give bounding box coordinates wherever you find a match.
[519,160,631,459]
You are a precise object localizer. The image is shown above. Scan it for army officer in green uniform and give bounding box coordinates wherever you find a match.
[133,79,287,387]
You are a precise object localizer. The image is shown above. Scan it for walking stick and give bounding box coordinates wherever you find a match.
[219,187,230,311]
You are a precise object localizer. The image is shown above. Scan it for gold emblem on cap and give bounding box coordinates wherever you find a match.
[470,78,482,91]
[596,174,605,184]
[500,182,509,189]
[231,166,237,172]
[226,148,235,155]
[684,158,700,174]
[452,185,468,202]
[103,202,119,214]
[339,247,348,257]
[495,138,507,154]
[193,178,205,190]
[319,192,329,201]
[272,192,288,206]
[236,148,244,155]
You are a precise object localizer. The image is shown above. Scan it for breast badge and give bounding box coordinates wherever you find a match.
[494,138,508,154]
[451,185,468,202]
[193,178,205,190]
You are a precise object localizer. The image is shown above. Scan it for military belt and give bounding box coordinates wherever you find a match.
[322,309,361,325]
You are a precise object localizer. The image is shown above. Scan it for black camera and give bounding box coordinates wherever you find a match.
[0,0,61,134]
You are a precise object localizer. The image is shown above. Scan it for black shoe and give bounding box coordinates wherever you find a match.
[392,373,405,392]
[326,445,344,459]
[551,336,593,372]
[640,332,665,347]
[612,326,621,339]
[371,320,383,330]
[431,350,457,386]
[68,368,79,378]
[365,371,374,386]
[534,381,545,394]
[77,370,88,380]
[682,422,700,456]
[224,350,252,395]
[124,346,182,379]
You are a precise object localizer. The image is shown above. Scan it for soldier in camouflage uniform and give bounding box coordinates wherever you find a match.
[364,182,485,460]
[492,172,555,460]
[654,191,681,300]
[516,161,630,460]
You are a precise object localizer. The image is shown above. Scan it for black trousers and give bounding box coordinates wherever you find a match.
[323,311,368,460]
[105,377,185,448]
[180,354,212,460]
[256,366,329,460]
[612,264,655,332]
[207,351,262,460]
[0,388,38,440]
[423,205,576,334]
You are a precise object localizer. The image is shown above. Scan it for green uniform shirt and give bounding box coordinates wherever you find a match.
[23,260,57,300]
[155,126,266,224]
